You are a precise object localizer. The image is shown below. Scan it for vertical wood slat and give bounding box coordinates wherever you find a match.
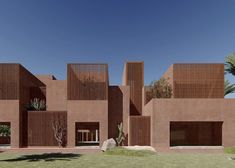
[67,64,108,100]
[173,64,224,98]
[129,116,150,146]
[28,111,67,146]
[0,64,19,99]
[124,62,144,115]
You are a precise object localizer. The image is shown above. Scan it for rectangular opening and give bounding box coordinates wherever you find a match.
[75,122,99,146]
[170,121,222,146]
[0,122,11,147]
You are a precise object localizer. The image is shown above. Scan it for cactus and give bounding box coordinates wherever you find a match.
[116,122,125,146]
[28,98,46,111]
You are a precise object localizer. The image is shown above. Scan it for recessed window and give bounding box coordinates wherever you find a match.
[0,122,11,147]
[75,122,99,146]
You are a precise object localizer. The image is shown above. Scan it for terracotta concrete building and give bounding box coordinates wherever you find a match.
[0,62,235,151]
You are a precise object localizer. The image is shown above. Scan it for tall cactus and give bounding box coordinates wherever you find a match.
[116,122,125,146]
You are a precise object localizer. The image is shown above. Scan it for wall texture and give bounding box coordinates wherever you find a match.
[0,64,19,99]
[36,75,67,111]
[28,111,67,146]
[67,100,108,147]
[108,86,130,145]
[67,64,109,100]
[128,116,150,146]
[19,65,46,147]
[0,100,20,148]
[166,64,224,98]
[122,62,144,115]
[143,99,235,150]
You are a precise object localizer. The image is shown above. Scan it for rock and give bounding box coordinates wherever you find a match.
[123,146,156,152]
[101,138,116,151]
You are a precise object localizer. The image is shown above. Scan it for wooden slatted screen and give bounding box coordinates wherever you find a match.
[173,64,224,98]
[28,111,67,146]
[0,64,19,99]
[124,62,144,115]
[67,64,108,100]
[129,116,150,146]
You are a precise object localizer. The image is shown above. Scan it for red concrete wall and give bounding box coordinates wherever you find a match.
[143,98,235,150]
[67,100,108,147]
[108,86,130,145]
[0,100,20,148]
[36,75,67,111]
[122,62,144,115]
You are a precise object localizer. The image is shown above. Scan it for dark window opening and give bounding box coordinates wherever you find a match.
[170,122,222,146]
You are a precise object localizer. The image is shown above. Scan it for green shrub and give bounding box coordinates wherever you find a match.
[0,125,10,137]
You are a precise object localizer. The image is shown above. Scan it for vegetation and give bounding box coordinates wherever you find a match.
[27,98,46,111]
[146,77,172,102]
[115,122,125,146]
[225,53,235,76]
[105,147,155,157]
[224,147,235,154]
[224,53,235,96]
[0,152,235,168]
[224,80,235,96]
[0,125,10,137]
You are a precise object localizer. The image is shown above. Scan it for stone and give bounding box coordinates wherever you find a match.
[123,146,156,152]
[101,138,116,151]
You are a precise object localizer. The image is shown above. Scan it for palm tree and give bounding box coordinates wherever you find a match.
[224,79,235,96]
[225,53,235,75]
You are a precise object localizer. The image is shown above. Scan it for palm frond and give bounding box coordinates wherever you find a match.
[224,79,235,96]
[225,53,235,75]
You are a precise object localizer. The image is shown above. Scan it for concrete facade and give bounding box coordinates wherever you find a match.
[1,62,235,151]
[67,100,108,147]
[0,100,20,148]
[143,99,235,150]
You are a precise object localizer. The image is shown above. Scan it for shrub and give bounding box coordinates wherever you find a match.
[0,125,10,137]
[146,78,172,103]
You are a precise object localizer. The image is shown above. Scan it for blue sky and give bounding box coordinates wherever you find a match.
[0,0,235,95]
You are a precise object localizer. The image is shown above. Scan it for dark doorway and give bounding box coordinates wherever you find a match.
[0,122,11,146]
[75,122,99,146]
[170,122,222,146]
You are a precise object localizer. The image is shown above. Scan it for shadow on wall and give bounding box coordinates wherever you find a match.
[108,87,123,141]
[0,153,80,162]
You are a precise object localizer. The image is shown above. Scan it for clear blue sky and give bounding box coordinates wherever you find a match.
[0,0,235,89]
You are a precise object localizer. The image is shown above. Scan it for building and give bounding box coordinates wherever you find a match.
[0,62,235,151]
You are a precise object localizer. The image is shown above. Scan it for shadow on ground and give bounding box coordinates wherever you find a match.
[0,153,81,162]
